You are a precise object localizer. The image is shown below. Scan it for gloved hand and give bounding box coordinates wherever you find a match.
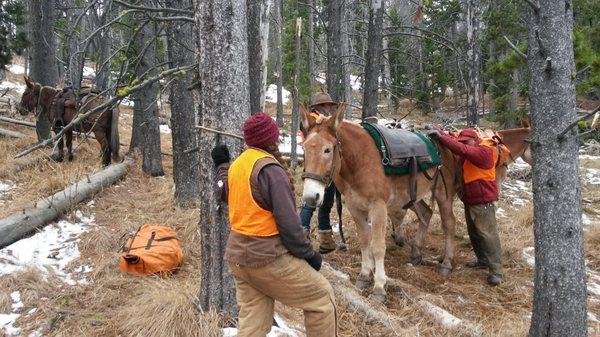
[306,251,323,271]
[426,129,441,140]
[211,144,230,166]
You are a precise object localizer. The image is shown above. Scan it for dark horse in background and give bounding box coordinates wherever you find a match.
[18,76,120,166]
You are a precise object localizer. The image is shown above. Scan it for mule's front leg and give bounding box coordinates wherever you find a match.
[370,201,388,303]
[53,131,64,162]
[348,206,373,291]
[66,129,74,162]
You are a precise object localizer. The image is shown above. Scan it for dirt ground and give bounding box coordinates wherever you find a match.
[0,74,599,336]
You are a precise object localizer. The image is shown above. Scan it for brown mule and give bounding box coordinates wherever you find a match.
[300,103,458,302]
[18,76,120,166]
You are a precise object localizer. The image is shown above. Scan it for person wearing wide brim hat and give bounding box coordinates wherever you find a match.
[427,127,503,286]
[211,112,337,337]
[300,92,339,254]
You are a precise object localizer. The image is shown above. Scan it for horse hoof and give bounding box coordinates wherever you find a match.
[437,265,452,276]
[369,292,386,304]
[391,232,405,247]
[355,276,371,291]
[410,256,422,267]
[68,155,74,162]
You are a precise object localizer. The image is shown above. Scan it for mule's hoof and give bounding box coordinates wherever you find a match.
[369,292,386,304]
[51,154,63,163]
[410,256,422,267]
[355,276,371,291]
[68,155,74,162]
[391,233,405,247]
[437,265,452,276]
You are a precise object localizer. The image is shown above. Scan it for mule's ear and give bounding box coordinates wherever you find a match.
[300,104,314,131]
[521,115,531,128]
[330,102,346,132]
[24,76,32,88]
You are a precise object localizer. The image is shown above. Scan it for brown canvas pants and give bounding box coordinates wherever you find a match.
[464,203,503,276]
[228,253,337,337]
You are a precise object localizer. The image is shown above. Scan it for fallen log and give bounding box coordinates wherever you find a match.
[0,156,48,179]
[0,116,36,128]
[0,156,134,249]
[324,264,483,337]
[0,127,25,139]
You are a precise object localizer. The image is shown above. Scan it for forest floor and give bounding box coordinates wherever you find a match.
[0,69,599,336]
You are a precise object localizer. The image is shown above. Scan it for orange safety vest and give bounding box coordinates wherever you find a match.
[228,148,279,237]
[463,139,498,184]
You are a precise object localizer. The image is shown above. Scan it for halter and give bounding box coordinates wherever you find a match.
[301,135,341,187]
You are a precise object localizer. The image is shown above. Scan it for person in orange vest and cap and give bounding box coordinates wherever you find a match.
[427,127,503,286]
[299,92,339,253]
[211,112,337,337]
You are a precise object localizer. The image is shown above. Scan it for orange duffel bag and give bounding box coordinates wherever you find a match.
[118,224,185,276]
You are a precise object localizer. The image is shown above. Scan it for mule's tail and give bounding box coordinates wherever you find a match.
[110,107,120,161]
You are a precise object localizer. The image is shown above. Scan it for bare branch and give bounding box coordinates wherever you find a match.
[557,104,600,140]
[503,35,527,59]
[524,0,540,13]
[114,0,194,15]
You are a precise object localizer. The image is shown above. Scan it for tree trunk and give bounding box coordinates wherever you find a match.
[131,19,164,177]
[307,0,315,87]
[466,0,481,126]
[527,1,587,336]
[362,0,385,119]
[28,0,58,86]
[64,0,84,91]
[247,0,272,114]
[326,0,343,101]
[196,0,250,317]
[93,0,114,92]
[166,0,200,207]
[274,0,284,127]
[342,0,354,118]
[291,17,302,171]
[509,68,519,111]
[0,157,133,249]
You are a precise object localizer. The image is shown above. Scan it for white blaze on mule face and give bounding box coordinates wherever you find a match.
[302,178,326,208]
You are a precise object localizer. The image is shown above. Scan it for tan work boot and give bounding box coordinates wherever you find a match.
[318,231,337,254]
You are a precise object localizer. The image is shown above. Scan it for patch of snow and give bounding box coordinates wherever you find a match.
[279,134,304,155]
[0,80,25,94]
[509,158,530,170]
[223,315,304,337]
[10,292,22,311]
[86,200,95,207]
[82,66,96,78]
[349,75,362,91]
[522,247,535,268]
[583,213,592,226]
[159,124,172,134]
[27,308,36,315]
[0,211,94,285]
[580,155,600,161]
[590,312,599,324]
[496,207,506,218]
[323,262,350,281]
[0,313,20,336]
[7,64,25,75]
[265,84,291,105]
[512,198,527,206]
[0,181,15,192]
[120,98,134,107]
[585,168,600,185]
[419,300,463,328]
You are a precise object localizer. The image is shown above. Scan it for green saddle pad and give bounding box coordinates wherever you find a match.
[361,123,441,175]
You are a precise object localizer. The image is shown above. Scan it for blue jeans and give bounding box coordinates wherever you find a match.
[300,184,336,232]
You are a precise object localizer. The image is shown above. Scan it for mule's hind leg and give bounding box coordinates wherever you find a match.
[346,205,373,291]
[95,131,111,166]
[436,196,456,275]
[66,129,74,161]
[370,200,389,302]
[389,208,407,247]
[54,130,64,162]
[409,200,433,267]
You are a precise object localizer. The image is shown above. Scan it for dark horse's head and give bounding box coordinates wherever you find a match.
[19,76,41,116]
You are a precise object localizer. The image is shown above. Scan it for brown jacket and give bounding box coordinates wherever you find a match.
[215,157,314,267]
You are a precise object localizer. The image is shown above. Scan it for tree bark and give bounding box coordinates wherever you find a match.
[0,128,25,139]
[28,0,58,86]
[0,157,133,249]
[93,0,114,92]
[291,17,302,171]
[362,0,385,119]
[166,0,200,207]
[527,0,587,336]
[326,0,343,101]
[307,0,315,87]
[130,19,164,177]
[196,0,250,317]
[342,0,354,118]
[466,0,481,126]
[63,0,84,91]
[247,0,272,114]
[274,0,284,127]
